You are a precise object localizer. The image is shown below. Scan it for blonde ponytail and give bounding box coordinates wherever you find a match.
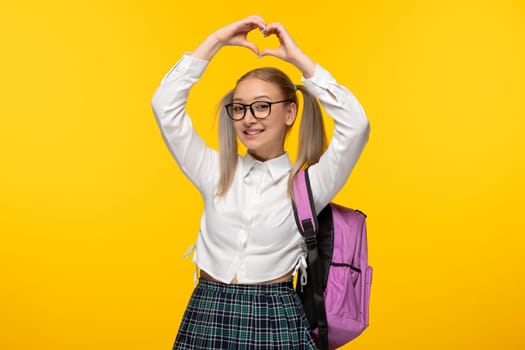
[288,85,327,196]
[216,90,237,197]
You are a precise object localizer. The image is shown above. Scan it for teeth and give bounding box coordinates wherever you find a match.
[245,130,263,135]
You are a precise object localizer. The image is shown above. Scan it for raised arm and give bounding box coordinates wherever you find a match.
[303,68,370,212]
[151,15,267,195]
[260,22,370,212]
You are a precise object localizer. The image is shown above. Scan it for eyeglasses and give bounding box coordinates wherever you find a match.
[225,99,291,121]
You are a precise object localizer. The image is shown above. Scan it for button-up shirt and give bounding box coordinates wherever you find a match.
[151,54,369,284]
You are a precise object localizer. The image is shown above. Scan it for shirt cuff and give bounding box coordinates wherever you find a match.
[301,64,335,94]
[161,53,210,84]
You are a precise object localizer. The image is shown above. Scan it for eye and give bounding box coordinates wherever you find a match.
[253,102,270,111]
[232,104,245,113]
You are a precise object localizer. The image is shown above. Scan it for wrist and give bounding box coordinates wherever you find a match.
[290,52,316,79]
[191,33,224,61]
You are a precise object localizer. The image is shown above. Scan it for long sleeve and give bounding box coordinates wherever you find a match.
[151,54,219,195]
[302,65,370,213]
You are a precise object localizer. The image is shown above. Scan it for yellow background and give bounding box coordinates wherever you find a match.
[1,0,524,349]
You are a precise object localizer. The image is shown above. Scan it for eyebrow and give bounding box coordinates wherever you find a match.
[232,95,273,102]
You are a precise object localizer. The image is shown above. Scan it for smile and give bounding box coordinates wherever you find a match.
[244,129,265,136]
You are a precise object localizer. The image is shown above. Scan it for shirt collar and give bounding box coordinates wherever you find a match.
[241,152,292,182]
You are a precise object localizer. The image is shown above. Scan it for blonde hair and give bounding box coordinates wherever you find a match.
[216,68,327,197]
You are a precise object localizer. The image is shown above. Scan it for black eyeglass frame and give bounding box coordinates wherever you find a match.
[224,99,292,121]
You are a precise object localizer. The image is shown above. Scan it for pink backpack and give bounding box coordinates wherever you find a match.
[292,169,373,350]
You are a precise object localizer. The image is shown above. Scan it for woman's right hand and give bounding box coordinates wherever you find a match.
[214,15,266,54]
[191,15,266,61]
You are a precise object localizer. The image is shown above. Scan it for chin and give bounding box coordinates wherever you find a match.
[240,137,264,151]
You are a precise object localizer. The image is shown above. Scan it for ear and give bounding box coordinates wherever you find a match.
[285,102,297,126]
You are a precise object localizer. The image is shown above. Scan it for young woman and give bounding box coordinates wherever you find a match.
[151,15,370,350]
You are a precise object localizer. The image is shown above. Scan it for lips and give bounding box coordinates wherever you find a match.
[243,129,265,137]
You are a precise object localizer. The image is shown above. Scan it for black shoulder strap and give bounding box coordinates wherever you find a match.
[292,169,329,350]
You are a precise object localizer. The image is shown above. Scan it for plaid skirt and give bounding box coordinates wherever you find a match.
[173,278,317,350]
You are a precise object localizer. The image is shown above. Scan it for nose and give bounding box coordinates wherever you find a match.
[243,109,258,124]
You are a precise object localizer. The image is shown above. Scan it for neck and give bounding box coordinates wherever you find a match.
[248,149,285,162]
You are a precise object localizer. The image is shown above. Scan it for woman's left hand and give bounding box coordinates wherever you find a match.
[258,22,316,78]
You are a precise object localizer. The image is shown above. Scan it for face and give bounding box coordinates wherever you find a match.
[231,78,297,161]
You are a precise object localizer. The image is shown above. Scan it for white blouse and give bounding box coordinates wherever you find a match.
[151,54,369,284]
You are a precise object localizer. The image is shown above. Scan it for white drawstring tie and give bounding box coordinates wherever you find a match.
[292,254,308,292]
[183,244,198,287]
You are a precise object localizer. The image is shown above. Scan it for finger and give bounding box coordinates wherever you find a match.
[219,20,262,46]
[261,23,291,46]
[261,22,286,37]
[240,40,260,55]
[247,14,266,28]
[259,48,283,59]
[240,15,266,32]
[263,22,299,51]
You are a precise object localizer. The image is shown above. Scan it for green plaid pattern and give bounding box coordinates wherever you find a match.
[173,279,317,349]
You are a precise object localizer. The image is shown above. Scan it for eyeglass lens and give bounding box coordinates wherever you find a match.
[227,102,272,120]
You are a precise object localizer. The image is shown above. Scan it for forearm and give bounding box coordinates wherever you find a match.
[289,51,317,79]
[190,33,223,62]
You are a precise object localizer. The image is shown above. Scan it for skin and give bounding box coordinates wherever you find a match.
[190,15,315,284]
[191,15,316,78]
[232,78,297,161]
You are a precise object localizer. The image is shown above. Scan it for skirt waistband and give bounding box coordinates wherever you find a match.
[196,278,295,296]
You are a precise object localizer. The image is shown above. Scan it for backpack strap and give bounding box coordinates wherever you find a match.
[292,169,329,350]
[292,169,318,236]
